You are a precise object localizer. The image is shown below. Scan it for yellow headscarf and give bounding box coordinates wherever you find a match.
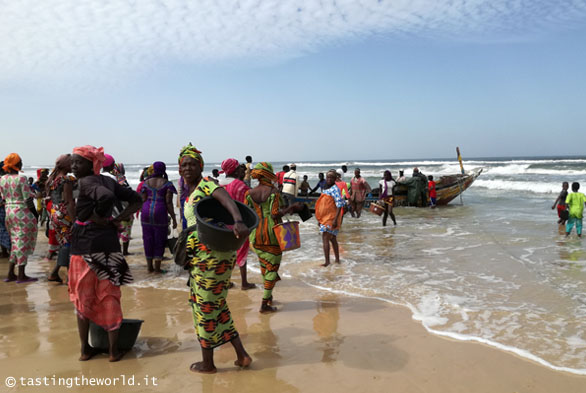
[178,143,204,169]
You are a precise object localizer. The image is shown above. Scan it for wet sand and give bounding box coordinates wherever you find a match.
[1,233,586,393]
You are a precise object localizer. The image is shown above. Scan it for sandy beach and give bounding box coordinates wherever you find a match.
[0,228,584,393]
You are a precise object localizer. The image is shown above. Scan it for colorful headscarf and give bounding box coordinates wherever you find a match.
[251,162,277,186]
[103,154,115,169]
[178,143,204,169]
[152,161,166,177]
[2,153,22,173]
[46,154,72,192]
[72,145,105,175]
[220,158,239,176]
[36,168,49,179]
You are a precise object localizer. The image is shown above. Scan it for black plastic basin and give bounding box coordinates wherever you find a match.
[89,319,143,351]
[195,197,259,252]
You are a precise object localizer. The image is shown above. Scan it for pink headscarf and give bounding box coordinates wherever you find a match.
[72,145,105,175]
[103,154,115,169]
[220,158,239,176]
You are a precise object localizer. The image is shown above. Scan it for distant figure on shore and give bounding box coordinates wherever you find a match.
[412,167,428,207]
[316,170,344,267]
[0,153,38,282]
[34,168,49,227]
[46,154,76,283]
[275,165,289,192]
[311,172,326,194]
[245,162,300,313]
[243,155,253,187]
[0,162,11,258]
[397,170,406,182]
[336,165,348,181]
[379,170,397,226]
[211,168,220,180]
[428,175,437,208]
[221,158,255,290]
[349,168,371,218]
[179,143,251,373]
[552,182,569,225]
[69,145,142,362]
[299,175,311,196]
[565,182,586,238]
[282,164,299,206]
[140,161,177,274]
[102,154,134,256]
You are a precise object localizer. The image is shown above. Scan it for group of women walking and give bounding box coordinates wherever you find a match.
[0,143,351,374]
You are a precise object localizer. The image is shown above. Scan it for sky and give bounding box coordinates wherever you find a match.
[1,0,586,166]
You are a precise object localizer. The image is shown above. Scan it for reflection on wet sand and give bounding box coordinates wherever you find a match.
[312,294,344,363]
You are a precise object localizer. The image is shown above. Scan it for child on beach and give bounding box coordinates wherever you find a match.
[565,182,586,238]
[428,175,437,208]
[552,182,569,224]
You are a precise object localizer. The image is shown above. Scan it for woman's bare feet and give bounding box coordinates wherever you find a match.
[234,356,252,368]
[260,304,277,313]
[190,362,217,374]
[79,347,100,361]
[109,350,127,362]
[241,283,256,290]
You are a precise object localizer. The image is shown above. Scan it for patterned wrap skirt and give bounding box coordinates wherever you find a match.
[187,230,239,349]
[68,255,123,331]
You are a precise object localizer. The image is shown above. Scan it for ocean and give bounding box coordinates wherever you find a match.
[24,156,586,375]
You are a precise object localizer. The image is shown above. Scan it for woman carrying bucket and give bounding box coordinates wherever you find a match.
[245,162,301,313]
[179,143,252,374]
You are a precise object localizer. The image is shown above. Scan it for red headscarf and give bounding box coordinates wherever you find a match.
[72,145,105,175]
[2,153,22,173]
[220,158,239,176]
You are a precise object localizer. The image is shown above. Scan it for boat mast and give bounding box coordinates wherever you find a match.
[456,147,464,205]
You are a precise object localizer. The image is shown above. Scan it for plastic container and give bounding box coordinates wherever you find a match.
[273,221,301,251]
[195,197,259,252]
[369,202,384,216]
[89,319,144,351]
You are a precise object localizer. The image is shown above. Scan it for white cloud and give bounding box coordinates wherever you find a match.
[1,0,585,87]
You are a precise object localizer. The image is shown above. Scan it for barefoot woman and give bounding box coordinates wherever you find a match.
[69,146,142,362]
[179,143,251,373]
[245,162,300,313]
[315,170,344,267]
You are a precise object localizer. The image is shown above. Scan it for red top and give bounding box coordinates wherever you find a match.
[276,171,286,185]
[428,181,436,198]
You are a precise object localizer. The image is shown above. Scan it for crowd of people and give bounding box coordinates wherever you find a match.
[0,147,456,373]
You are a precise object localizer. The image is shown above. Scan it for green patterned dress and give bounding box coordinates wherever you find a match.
[184,177,238,349]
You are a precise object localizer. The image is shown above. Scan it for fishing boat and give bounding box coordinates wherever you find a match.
[295,147,482,209]
[385,167,482,207]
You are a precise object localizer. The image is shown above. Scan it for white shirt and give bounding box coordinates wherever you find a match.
[282,170,299,196]
[379,179,396,196]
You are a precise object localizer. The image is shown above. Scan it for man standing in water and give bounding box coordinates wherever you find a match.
[349,168,371,218]
[412,167,428,207]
